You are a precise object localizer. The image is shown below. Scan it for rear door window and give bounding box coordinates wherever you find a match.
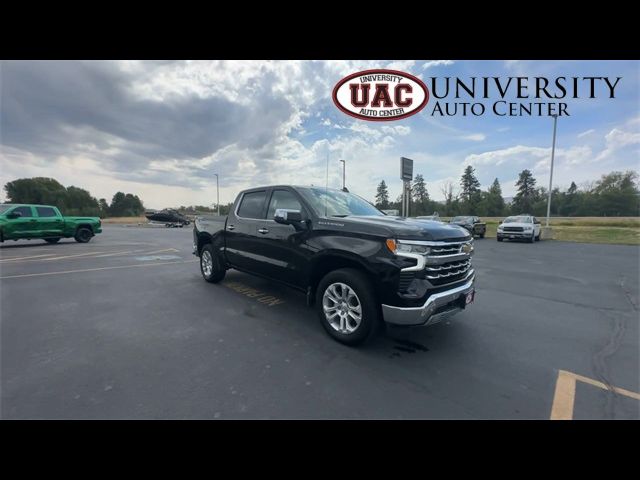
[237,191,267,219]
[11,206,33,217]
[36,206,57,217]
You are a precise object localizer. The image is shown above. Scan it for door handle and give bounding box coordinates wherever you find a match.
[258,228,269,235]
[227,225,235,230]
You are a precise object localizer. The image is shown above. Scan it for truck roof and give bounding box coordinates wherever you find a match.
[2,203,58,208]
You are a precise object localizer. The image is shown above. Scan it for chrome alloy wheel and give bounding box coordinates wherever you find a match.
[322,282,363,334]
[201,250,213,277]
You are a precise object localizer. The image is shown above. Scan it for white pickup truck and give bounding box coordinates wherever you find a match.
[497,215,541,243]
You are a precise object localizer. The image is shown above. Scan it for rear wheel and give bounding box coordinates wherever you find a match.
[316,268,380,346]
[479,232,485,238]
[45,237,61,244]
[200,244,226,283]
[74,227,93,243]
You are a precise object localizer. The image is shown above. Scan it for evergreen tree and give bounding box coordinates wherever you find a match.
[512,169,537,214]
[412,174,429,215]
[460,166,481,202]
[485,178,506,216]
[375,180,390,209]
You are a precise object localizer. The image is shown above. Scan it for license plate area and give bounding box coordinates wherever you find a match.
[465,290,475,305]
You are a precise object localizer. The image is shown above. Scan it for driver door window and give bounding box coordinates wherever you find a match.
[266,190,302,220]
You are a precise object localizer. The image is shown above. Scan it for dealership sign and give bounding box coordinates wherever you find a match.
[332,69,429,122]
[333,70,622,120]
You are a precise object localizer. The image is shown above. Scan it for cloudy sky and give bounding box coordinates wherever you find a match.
[1,60,638,208]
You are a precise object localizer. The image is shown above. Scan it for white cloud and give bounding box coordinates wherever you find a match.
[461,133,486,142]
[422,60,454,70]
[577,128,595,138]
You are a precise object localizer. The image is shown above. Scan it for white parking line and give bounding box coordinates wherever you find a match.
[0,260,198,279]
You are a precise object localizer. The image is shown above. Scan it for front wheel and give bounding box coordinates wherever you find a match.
[74,228,93,243]
[497,236,503,242]
[200,244,226,283]
[316,268,380,346]
[528,232,535,243]
[45,237,61,244]
[535,232,541,241]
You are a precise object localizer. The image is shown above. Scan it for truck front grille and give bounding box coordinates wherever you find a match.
[503,226,523,232]
[424,259,471,285]
[396,239,474,292]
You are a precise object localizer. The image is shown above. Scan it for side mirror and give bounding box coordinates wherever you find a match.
[274,209,303,225]
[7,211,22,219]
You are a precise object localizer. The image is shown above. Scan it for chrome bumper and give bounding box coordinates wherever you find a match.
[381,274,475,326]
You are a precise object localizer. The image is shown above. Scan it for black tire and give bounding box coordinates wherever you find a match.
[316,268,380,346]
[45,237,61,244]
[199,244,226,283]
[528,232,535,243]
[479,232,485,239]
[497,236,503,242]
[535,232,541,241]
[74,227,93,243]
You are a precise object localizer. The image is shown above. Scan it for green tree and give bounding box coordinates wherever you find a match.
[512,169,537,214]
[98,198,110,217]
[460,166,481,203]
[484,178,506,216]
[412,174,432,216]
[592,170,640,216]
[4,177,67,205]
[375,180,390,209]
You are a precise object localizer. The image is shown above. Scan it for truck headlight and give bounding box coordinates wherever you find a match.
[524,226,533,231]
[386,240,431,255]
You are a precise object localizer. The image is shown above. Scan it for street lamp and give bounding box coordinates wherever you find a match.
[214,173,220,216]
[545,114,558,228]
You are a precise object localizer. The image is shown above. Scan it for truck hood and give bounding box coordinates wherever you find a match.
[328,215,471,242]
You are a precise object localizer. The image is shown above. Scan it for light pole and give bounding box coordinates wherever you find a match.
[545,114,558,227]
[214,173,220,216]
[339,159,346,190]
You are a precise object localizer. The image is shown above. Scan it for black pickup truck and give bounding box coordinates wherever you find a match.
[449,216,487,238]
[193,185,476,345]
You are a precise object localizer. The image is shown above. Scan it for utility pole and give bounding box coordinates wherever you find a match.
[214,173,220,216]
[545,114,558,227]
[340,159,346,190]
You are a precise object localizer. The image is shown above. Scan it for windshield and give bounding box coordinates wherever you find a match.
[297,187,383,217]
[0,205,12,214]
[452,216,472,222]
[504,216,531,223]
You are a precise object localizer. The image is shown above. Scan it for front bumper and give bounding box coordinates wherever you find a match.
[497,231,532,238]
[381,274,475,326]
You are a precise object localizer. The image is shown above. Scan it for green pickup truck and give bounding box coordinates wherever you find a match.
[0,204,102,244]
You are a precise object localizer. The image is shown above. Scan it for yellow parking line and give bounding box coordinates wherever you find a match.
[550,371,577,420]
[41,251,106,261]
[0,260,197,279]
[0,253,58,262]
[550,369,640,420]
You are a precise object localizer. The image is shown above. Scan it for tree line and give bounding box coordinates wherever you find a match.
[3,177,145,217]
[375,168,640,217]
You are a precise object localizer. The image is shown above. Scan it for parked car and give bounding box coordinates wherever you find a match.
[497,215,541,243]
[0,204,102,243]
[194,186,476,345]
[449,216,487,238]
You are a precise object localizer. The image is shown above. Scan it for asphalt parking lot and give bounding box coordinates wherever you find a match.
[1,225,638,419]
